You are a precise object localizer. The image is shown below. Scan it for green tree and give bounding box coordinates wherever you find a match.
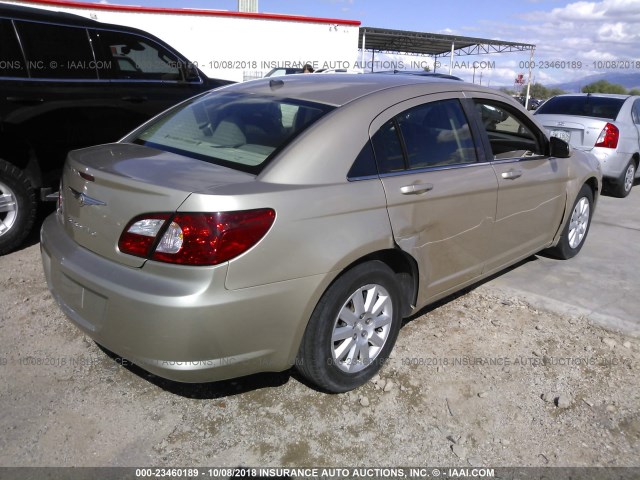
[629,88,640,96]
[548,87,567,97]
[529,83,551,99]
[582,80,627,94]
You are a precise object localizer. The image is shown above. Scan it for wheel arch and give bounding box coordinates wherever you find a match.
[335,247,419,318]
[584,175,600,207]
[0,131,43,189]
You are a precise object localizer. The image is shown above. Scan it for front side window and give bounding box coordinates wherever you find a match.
[93,29,183,81]
[14,21,96,79]
[0,19,26,78]
[131,92,334,173]
[474,101,544,159]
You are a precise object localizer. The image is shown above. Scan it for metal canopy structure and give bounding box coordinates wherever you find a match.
[358,26,535,58]
[358,26,537,107]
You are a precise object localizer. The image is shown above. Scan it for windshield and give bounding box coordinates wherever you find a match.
[131,92,334,174]
[535,95,625,120]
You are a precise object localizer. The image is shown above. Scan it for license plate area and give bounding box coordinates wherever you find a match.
[550,129,571,143]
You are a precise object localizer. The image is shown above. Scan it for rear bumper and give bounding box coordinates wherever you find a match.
[40,214,328,383]
[590,148,634,179]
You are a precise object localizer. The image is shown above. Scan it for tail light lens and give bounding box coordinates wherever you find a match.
[594,123,619,149]
[118,209,275,266]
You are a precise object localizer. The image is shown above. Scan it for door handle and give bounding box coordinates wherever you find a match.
[501,169,522,180]
[400,183,433,195]
[6,96,44,104]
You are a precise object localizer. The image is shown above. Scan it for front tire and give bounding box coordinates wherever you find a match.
[546,184,593,260]
[0,159,37,255]
[610,160,635,198]
[296,261,403,393]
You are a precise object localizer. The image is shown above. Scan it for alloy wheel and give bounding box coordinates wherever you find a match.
[567,196,590,249]
[331,283,393,373]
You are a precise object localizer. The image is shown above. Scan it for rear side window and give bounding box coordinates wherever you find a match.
[372,120,405,173]
[536,95,625,120]
[14,21,97,79]
[372,99,477,174]
[397,99,476,169]
[131,92,334,174]
[93,29,183,81]
[0,19,26,78]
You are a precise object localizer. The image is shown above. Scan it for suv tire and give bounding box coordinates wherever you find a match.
[0,159,37,255]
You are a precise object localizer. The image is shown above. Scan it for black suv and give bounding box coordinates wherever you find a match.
[0,4,231,253]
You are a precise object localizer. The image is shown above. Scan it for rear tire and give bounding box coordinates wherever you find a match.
[546,184,593,260]
[296,261,403,393]
[0,159,37,255]
[610,160,635,198]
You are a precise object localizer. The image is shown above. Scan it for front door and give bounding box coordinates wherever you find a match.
[469,97,570,274]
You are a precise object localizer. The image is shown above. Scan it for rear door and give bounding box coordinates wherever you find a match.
[467,95,570,273]
[5,19,114,181]
[632,99,640,147]
[374,94,498,305]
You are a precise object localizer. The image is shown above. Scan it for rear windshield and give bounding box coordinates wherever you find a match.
[130,91,334,174]
[535,95,625,119]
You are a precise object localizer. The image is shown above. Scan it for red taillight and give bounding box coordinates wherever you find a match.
[594,123,619,149]
[118,209,275,266]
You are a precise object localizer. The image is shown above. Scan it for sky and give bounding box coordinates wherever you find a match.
[76,0,640,87]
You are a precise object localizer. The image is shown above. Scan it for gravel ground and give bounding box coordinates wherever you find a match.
[1,241,639,469]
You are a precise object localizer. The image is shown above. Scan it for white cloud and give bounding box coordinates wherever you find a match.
[466,0,640,85]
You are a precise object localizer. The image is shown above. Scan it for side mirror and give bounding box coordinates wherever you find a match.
[549,136,570,158]
[185,63,201,82]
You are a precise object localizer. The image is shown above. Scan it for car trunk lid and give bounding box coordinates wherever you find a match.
[60,143,255,267]
[535,114,610,150]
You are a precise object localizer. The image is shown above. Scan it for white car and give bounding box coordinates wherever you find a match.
[535,93,640,197]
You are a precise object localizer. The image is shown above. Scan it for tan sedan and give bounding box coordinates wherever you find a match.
[41,75,601,392]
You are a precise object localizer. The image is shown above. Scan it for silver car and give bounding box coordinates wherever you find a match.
[41,75,601,392]
[534,93,640,197]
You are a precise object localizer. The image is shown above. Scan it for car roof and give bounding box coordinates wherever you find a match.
[552,93,631,100]
[224,73,493,107]
[0,3,169,40]
[373,70,463,81]
[0,3,102,25]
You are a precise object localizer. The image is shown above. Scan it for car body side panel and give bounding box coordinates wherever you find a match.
[380,166,497,303]
[363,91,500,304]
[177,178,394,290]
[484,157,569,272]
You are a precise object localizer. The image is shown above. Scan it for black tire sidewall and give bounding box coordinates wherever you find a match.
[622,161,635,196]
[612,160,635,198]
[0,160,37,255]
[297,261,403,393]
[555,185,593,259]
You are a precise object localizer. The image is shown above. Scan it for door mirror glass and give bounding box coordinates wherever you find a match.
[549,135,571,158]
